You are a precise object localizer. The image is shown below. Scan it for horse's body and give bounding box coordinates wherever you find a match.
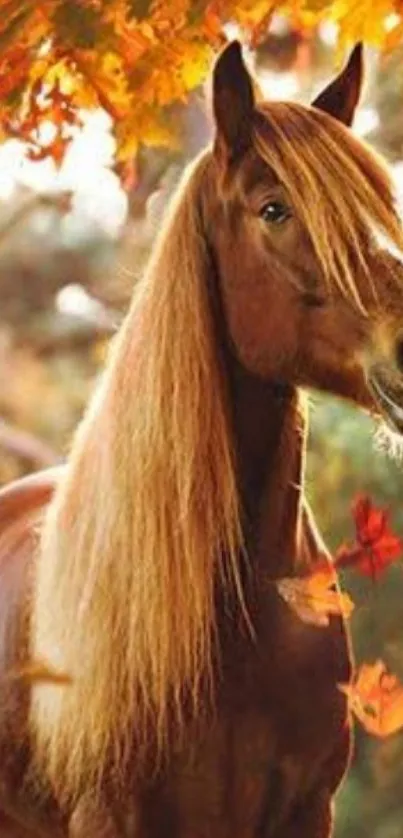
[0,41,403,837]
[0,400,350,838]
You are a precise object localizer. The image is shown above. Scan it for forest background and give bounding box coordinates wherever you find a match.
[1,2,403,835]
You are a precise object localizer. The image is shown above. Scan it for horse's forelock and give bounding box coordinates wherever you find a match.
[250,101,403,311]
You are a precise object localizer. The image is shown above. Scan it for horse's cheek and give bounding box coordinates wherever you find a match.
[219,268,299,377]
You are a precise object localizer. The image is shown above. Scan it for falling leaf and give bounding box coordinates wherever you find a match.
[340,661,403,737]
[336,495,402,579]
[276,561,354,628]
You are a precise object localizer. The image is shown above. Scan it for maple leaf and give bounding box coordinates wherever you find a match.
[336,495,402,579]
[340,661,403,737]
[276,561,354,628]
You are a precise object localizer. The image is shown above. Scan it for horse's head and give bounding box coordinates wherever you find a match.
[210,41,403,432]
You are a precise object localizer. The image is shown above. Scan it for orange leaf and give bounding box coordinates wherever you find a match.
[336,495,402,579]
[277,562,354,628]
[0,44,31,100]
[340,661,403,737]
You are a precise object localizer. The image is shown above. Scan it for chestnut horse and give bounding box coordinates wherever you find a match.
[1,41,403,838]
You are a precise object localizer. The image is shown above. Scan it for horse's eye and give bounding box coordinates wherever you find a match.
[259,201,291,225]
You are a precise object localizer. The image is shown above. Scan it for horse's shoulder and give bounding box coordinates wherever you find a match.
[0,468,67,837]
[0,467,63,669]
[0,466,63,534]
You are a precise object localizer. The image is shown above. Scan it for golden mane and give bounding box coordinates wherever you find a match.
[251,102,403,310]
[30,153,244,802]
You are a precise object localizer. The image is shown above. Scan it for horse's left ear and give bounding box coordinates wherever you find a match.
[311,44,363,127]
[212,41,255,166]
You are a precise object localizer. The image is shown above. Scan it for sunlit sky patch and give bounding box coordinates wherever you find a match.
[0,110,127,238]
[56,282,116,325]
[384,13,401,33]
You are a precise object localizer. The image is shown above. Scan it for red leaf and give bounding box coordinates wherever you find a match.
[335,495,402,579]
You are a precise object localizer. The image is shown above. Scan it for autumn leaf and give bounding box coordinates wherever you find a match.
[276,561,354,628]
[340,661,403,737]
[128,0,154,20]
[336,495,402,579]
[226,0,277,29]
[0,0,401,166]
[327,0,397,48]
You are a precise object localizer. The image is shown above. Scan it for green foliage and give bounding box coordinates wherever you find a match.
[307,394,403,838]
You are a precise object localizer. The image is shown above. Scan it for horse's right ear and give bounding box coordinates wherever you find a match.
[312,44,363,126]
[212,41,255,167]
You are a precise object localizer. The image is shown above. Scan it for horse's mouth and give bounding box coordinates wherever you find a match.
[367,366,403,434]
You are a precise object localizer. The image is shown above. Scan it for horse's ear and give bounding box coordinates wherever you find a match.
[212,41,255,166]
[311,43,363,127]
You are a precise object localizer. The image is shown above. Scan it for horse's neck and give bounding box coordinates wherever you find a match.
[229,362,308,580]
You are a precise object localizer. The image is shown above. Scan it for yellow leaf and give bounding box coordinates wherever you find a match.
[301,0,335,14]
[230,0,277,27]
[329,0,397,47]
[340,661,403,737]
[179,40,213,89]
[116,105,179,160]
[277,563,354,627]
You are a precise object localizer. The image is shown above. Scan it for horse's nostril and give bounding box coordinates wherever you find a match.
[396,339,403,373]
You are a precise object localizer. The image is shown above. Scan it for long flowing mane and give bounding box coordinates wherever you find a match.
[30,153,244,801]
[30,101,403,804]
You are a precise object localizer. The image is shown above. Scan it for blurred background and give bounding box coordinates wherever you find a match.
[1,15,403,837]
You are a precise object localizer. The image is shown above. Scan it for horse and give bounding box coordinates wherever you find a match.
[1,39,403,837]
